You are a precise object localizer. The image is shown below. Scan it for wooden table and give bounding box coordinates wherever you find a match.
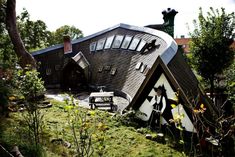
[89,92,114,111]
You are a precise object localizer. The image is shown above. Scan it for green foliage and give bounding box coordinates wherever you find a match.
[14,66,46,156]
[0,0,6,33]
[64,94,94,157]
[50,25,83,45]
[17,66,45,100]
[0,99,187,157]
[0,116,45,157]
[189,7,235,94]
[224,61,235,104]
[17,8,52,51]
[114,110,148,128]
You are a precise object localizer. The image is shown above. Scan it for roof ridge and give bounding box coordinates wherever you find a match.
[32,23,177,61]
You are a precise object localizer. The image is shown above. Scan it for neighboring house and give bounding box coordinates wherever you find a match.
[175,36,235,54]
[32,10,218,133]
[174,37,191,54]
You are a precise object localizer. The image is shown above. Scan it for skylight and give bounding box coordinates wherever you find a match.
[136,40,147,52]
[112,35,124,48]
[129,38,140,50]
[89,42,96,52]
[96,38,106,50]
[104,36,114,49]
[121,36,132,49]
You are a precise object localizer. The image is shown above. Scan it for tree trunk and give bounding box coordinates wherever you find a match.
[5,0,36,68]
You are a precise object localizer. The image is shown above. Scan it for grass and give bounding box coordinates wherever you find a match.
[0,98,187,157]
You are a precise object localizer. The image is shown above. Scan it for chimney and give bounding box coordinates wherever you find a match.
[162,8,178,37]
[63,35,72,54]
[145,8,178,38]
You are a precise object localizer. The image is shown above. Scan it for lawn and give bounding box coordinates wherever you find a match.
[0,98,187,157]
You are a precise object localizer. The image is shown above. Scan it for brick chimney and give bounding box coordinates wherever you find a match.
[63,35,72,54]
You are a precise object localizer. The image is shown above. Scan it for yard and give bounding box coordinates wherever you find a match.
[0,97,187,157]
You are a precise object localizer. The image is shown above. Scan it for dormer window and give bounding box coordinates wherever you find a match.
[129,38,140,50]
[104,36,114,49]
[112,35,124,48]
[96,38,106,51]
[121,35,132,49]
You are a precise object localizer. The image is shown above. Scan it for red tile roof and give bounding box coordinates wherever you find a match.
[175,38,235,54]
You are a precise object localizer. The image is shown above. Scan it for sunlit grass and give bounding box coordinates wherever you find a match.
[0,99,186,157]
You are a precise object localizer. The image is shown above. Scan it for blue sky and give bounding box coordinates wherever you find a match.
[16,0,235,38]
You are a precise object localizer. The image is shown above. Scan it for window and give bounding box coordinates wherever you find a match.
[55,65,60,71]
[140,64,147,73]
[46,68,51,75]
[110,68,117,75]
[137,40,147,52]
[129,38,140,50]
[104,65,111,71]
[121,36,132,49]
[98,66,103,73]
[96,38,106,50]
[89,42,96,52]
[104,36,114,49]
[112,35,124,48]
[135,62,142,70]
[143,67,150,75]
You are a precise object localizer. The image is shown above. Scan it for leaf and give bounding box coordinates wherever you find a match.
[64,105,74,111]
[200,103,204,109]
[171,104,176,108]
[179,140,184,144]
[88,110,96,116]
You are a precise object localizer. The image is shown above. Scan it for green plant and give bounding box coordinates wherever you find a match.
[16,66,46,156]
[189,7,235,97]
[115,110,148,128]
[64,94,94,157]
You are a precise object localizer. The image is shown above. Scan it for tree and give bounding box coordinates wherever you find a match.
[50,25,83,45]
[5,0,36,68]
[17,8,52,51]
[189,7,235,97]
[224,61,235,106]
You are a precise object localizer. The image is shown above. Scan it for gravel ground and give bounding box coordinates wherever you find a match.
[45,92,129,113]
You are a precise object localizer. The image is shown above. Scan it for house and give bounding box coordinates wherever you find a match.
[175,37,191,54]
[175,36,235,54]
[32,9,217,133]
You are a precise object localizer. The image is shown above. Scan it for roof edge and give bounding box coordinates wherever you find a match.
[32,23,177,57]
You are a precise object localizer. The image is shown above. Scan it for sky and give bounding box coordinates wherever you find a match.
[16,0,235,38]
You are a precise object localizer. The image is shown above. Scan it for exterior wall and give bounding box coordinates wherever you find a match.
[138,73,196,132]
[34,48,64,88]
[175,38,191,53]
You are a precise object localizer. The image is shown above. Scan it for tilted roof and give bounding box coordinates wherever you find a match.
[32,23,217,119]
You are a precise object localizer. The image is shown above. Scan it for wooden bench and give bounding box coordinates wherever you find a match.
[89,92,114,111]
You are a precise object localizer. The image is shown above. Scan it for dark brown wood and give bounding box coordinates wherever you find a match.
[6,0,36,68]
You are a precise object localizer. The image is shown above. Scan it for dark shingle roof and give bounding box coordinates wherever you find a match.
[32,23,177,60]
